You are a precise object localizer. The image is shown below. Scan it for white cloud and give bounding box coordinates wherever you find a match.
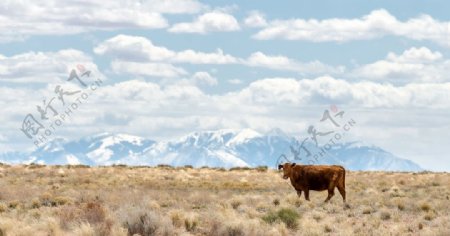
[94,35,238,64]
[253,9,450,47]
[231,76,450,108]
[244,11,268,27]
[143,0,206,14]
[246,51,345,74]
[111,61,187,78]
[168,11,240,33]
[174,49,237,64]
[0,49,101,84]
[353,47,450,83]
[228,79,243,85]
[191,72,218,86]
[386,47,442,63]
[93,35,175,62]
[0,0,206,41]
[2,76,450,170]
[95,34,345,76]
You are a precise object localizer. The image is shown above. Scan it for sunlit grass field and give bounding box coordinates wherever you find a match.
[0,163,449,235]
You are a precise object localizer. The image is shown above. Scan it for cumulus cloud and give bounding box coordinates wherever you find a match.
[191,72,218,86]
[352,47,450,83]
[94,35,238,64]
[3,75,450,170]
[246,52,345,75]
[253,9,450,47]
[244,11,268,27]
[95,34,344,76]
[228,79,243,85]
[168,11,240,33]
[0,0,206,42]
[0,49,101,84]
[111,61,187,78]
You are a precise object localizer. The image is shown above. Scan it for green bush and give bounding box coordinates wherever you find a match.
[262,208,300,229]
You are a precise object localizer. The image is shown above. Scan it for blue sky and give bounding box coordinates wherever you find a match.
[1,0,449,171]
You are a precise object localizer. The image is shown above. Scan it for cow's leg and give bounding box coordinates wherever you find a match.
[304,189,310,201]
[297,190,302,198]
[337,184,346,203]
[325,182,336,203]
[325,188,335,203]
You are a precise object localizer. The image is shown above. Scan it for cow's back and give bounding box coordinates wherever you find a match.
[297,165,344,191]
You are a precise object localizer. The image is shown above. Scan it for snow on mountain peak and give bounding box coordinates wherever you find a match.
[0,129,424,171]
[227,128,262,146]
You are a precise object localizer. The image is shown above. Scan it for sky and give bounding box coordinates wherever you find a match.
[0,0,449,171]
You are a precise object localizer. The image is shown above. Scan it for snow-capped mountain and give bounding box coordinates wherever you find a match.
[0,129,423,171]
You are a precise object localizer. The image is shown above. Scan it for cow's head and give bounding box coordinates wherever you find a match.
[278,162,296,179]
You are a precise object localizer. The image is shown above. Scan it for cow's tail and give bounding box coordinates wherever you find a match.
[340,166,346,189]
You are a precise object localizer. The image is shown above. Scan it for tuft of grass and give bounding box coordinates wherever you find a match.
[184,217,198,232]
[230,199,242,209]
[362,207,373,214]
[424,212,436,221]
[8,200,19,209]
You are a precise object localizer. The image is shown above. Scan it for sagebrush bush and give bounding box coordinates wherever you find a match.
[262,208,300,229]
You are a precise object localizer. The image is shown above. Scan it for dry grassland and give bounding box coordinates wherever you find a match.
[0,164,449,236]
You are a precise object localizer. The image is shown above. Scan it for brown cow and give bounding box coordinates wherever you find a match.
[278,163,346,203]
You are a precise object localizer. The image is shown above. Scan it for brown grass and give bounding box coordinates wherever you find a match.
[0,165,449,235]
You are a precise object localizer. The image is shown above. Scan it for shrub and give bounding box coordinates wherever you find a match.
[262,211,278,224]
[229,167,250,171]
[277,208,300,229]
[84,202,106,224]
[112,164,128,168]
[221,224,245,236]
[0,202,7,213]
[362,207,373,214]
[262,208,300,229]
[126,213,158,236]
[125,212,173,236]
[8,200,19,209]
[420,203,431,212]
[184,218,197,232]
[273,198,280,206]
[157,164,173,169]
[230,199,241,209]
[54,196,73,206]
[255,166,268,172]
[380,211,391,220]
[31,198,41,208]
[424,212,436,221]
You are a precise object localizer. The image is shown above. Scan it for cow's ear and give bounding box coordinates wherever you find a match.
[291,163,296,167]
[278,164,283,170]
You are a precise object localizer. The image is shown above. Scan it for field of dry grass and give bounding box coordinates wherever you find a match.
[0,163,449,236]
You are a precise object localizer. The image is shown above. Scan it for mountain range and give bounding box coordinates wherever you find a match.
[0,129,423,171]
